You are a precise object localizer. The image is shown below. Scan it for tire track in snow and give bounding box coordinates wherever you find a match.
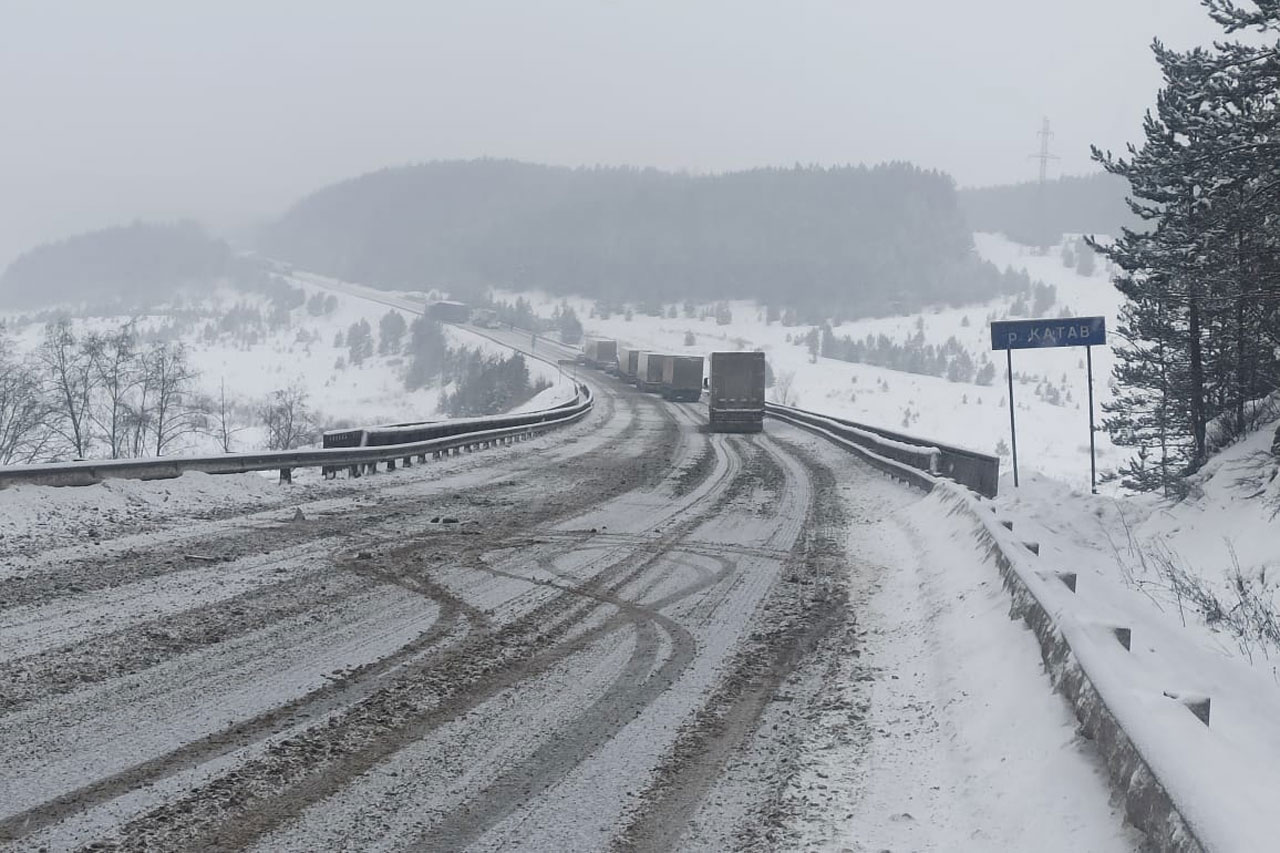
[100,401,733,851]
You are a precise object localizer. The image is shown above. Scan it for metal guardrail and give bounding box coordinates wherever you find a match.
[0,385,593,489]
[765,402,999,498]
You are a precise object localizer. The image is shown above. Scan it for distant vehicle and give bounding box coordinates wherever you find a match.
[427,300,469,323]
[661,355,704,402]
[635,352,669,393]
[616,346,641,381]
[472,307,501,328]
[708,351,766,432]
[583,338,618,370]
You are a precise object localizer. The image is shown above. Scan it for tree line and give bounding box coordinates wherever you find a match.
[958,172,1137,248]
[1093,1,1280,493]
[259,159,1026,322]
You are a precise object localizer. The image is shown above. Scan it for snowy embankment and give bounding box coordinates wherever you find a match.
[984,420,1280,851]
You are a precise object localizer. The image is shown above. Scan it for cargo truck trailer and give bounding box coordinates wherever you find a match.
[635,352,669,392]
[708,351,765,432]
[661,355,704,402]
[582,339,618,370]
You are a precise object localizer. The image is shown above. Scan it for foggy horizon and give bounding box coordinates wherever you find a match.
[2,1,1223,268]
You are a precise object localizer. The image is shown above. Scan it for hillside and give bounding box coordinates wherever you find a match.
[0,221,236,310]
[492,231,1121,490]
[958,172,1137,247]
[259,159,1015,322]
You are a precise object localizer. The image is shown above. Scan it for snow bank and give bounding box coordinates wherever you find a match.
[950,445,1280,852]
[0,471,285,567]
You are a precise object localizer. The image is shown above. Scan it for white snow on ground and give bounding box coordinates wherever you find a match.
[0,471,288,562]
[787,478,1135,851]
[493,232,1124,492]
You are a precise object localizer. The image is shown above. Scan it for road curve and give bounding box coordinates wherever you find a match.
[0,336,919,852]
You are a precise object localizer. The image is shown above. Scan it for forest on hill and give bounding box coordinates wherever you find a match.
[0,221,237,310]
[957,172,1137,247]
[259,159,1023,322]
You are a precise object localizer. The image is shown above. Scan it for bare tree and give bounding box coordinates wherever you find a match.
[209,378,247,453]
[38,319,98,459]
[146,342,204,455]
[771,369,798,407]
[90,322,142,459]
[259,384,318,450]
[0,336,52,464]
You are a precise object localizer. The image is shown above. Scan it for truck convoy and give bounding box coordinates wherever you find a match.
[661,355,704,401]
[708,351,766,432]
[582,338,618,370]
[576,338,764,431]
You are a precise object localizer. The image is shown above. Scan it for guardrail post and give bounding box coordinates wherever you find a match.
[402,456,412,468]
[365,462,377,475]
[279,468,292,484]
[349,464,360,478]
[1164,691,1211,727]
[417,453,427,463]
[386,459,396,472]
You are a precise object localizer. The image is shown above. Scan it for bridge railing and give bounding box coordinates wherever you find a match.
[765,402,999,498]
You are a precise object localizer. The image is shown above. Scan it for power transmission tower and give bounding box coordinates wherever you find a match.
[1030,117,1059,184]
[1029,117,1060,249]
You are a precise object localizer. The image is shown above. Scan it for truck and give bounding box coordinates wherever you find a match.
[471,307,501,328]
[635,352,668,392]
[708,351,766,432]
[582,338,618,370]
[616,346,641,381]
[661,355,704,402]
[426,300,469,323]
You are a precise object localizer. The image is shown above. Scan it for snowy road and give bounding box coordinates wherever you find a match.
[0,329,1134,851]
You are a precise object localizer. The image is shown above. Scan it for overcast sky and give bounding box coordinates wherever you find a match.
[0,0,1225,268]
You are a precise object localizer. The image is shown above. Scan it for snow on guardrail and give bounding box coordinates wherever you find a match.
[765,402,999,497]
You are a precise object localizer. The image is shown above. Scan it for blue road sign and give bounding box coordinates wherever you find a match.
[990,316,1106,351]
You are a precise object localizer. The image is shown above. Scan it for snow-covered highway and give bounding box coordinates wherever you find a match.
[0,346,1132,852]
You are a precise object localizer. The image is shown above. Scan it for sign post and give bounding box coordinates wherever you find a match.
[990,316,1106,493]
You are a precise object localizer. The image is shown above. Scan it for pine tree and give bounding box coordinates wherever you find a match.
[378,310,407,355]
[1092,6,1280,490]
